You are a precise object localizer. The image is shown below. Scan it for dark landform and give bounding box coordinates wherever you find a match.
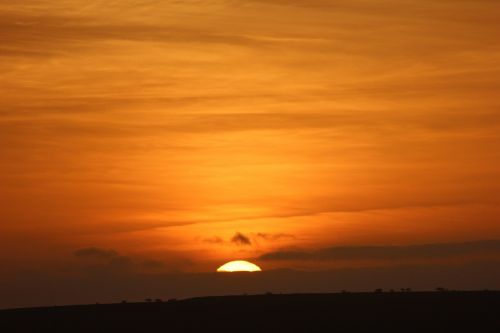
[1,291,499,332]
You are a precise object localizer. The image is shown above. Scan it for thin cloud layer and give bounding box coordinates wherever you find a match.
[74,247,118,259]
[259,240,500,261]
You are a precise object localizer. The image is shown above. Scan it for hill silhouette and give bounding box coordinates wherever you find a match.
[1,291,499,332]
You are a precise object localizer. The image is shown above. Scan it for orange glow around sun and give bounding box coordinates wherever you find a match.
[217,260,262,272]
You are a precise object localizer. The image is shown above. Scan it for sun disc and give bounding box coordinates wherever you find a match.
[217,260,262,272]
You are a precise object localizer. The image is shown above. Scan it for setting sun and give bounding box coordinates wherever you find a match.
[217,260,262,273]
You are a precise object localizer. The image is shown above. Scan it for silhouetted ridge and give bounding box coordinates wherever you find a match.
[1,291,499,332]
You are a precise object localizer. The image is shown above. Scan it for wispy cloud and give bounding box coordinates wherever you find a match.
[231,232,252,246]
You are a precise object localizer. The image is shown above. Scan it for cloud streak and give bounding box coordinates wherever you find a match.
[74,247,118,259]
[259,240,500,261]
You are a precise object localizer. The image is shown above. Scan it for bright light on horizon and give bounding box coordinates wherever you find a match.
[217,260,262,272]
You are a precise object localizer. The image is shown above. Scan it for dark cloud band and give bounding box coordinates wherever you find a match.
[259,240,500,261]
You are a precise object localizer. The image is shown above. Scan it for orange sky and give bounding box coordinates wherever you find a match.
[1,0,500,275]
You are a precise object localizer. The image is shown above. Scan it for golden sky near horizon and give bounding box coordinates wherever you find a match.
[1,0,500,273]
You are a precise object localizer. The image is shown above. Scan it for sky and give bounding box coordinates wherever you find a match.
[1,0,500,308]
